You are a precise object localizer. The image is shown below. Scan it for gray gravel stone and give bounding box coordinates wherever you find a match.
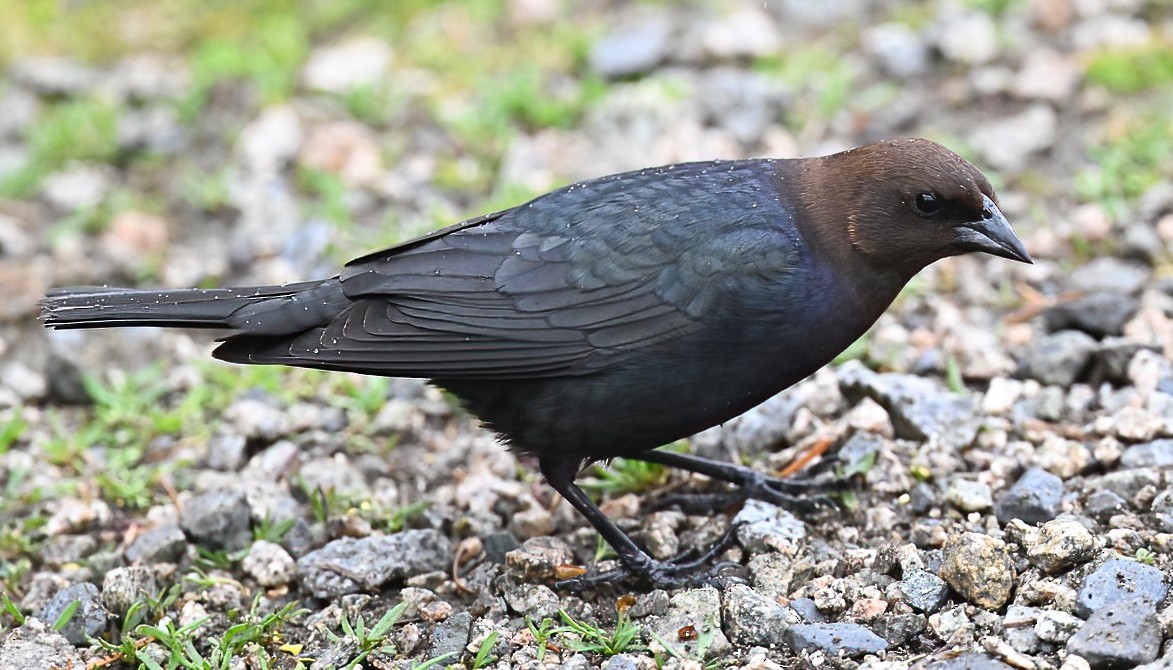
[1069,258,1152,295]
[945,478,994,513]
[1089,339,1156,386]
[996,467,1064,525]
[1067,597,1162,668]
[0,619,85,670]
[903,569,950,613]
[589,16,672,79]
[297,529,452,598]
[870,613,927,647]
[502,583,560,621]
[37,582,108,645]
[504,536,575,583]
[787,597,823,623]
[1084,490,1129,521]
[970,104,1058,173]
[782,622,888,657]
[1120,440,1173,469]
[733,499,805,553]
[1004,605,1041,653]
[1035,609,1082,644]
[1020,330,1098,387]
[427,610,471,662]
[1076,557,1170,618]
[241,540,297,587]
[1044,292,1140,339]
[125,523,187,564]
[481,530,520,564]
[645,587,731,659]
[940,532,1015,610]
[1025,519,1098,574]
[721,583,792,648]
[179,488,252,551]
[936,11,998,64]
[925,653,1015,670]
[839,361,979,448]
[101,567,157,616]
[862,23,929,78]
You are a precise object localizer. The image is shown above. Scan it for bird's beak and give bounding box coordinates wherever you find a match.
[952,195,1033,264]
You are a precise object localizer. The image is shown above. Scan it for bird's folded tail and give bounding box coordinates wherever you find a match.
[39,278,348,337]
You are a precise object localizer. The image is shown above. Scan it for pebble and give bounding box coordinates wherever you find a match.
[862,23,929,78]
[1069,258,1152,295]
[36,582,108,645]
[0,620,84,670]
[945,478,994,513]
[1013,50,1081,102]
[1044,293,1140,339]
[427,610,472,661]
[125,524,187,564]
[787,597,823,623]
[782,622,888,657]
[936,11,999,64]
[589,16,672,79]
[1120,440,1173,469]
[10,57,99,94]
[940,532,1016,609]
[502,583,560,621]
[241,540,297,586]
[178,488,252,551]
[1035,609,1083,644]
[1067,597,1162,668]
[223,396,291,442]
[481,531,521,564]
[236,105,303,175]
[41,164,113,212]
[871,613,927,647]
[1003,604,1041,653]
[995,467,1065,525]
[838,361,979,448]
[646,587,731,659]
[969,104,1058,173]
[701,8,782,60]
[733,499,806,553]
[504,536,576,582]
[1020,330,1098,387]
[1025,519,1098,574]
[1084,490,1129,521]
[100,567,157,616]
[297,529,451,598]
[903,569,950,614]
[1075,557,1170,617]
[924,653,1015,670]
[301,37,392,93]
[721,583,793,648]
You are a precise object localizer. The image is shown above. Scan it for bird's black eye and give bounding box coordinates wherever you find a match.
[914,192,941,216]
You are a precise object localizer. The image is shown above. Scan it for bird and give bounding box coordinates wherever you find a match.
[41,138,1032,590]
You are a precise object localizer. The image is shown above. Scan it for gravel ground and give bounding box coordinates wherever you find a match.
[1,1,1172,669]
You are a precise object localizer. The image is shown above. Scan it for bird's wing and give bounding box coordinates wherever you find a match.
[239,161,802,379]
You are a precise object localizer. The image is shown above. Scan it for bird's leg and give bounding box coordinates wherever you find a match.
[628,449,840,513]
[539,457,740,592]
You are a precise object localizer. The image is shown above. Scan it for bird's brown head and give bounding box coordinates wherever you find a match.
[799,138,1032,275]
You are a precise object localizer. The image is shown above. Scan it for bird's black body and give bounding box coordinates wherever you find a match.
[42,139,1032,589]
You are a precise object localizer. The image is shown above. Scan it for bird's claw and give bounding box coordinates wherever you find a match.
[555,521,747,592]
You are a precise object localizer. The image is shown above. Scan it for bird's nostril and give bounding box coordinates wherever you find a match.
[982,208,993,220]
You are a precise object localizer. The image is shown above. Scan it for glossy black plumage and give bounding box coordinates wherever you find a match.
[42,138,1032,589]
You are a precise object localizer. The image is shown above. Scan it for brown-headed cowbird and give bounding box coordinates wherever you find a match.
[42,138,1031,590]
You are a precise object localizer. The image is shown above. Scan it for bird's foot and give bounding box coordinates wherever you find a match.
[736,469,844,513]
[555,523,745,592]
[652,471,844,516]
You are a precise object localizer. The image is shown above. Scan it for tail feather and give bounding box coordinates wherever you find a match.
[40,279,347,336]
